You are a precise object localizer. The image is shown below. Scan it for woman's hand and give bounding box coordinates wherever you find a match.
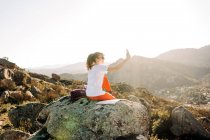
[108,49,131,72]
[126,49,131,60]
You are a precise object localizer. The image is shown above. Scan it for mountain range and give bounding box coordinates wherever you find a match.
[30,45,210,90]
[157,45,210,67]
[108,55,210,90]
[29,62,87,76]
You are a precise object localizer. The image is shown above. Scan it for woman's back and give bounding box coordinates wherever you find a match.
[86,64,107,96]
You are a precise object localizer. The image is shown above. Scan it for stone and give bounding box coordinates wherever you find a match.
[13,70,31,86]
[8,103,46,133]
[0,130,30,140]
[32,97,150,140]
[170,106,210,138]
[30,86,41,98]
[0,68,14,80]
[51,73,60,81]
[0,79,16,91]
[1,91,23,104]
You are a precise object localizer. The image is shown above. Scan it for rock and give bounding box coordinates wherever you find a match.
[30,86,41,98]
[29,72,56,84]
[0,130,30,140]
[42,87,59,102]
[29,72,49,81]
[33,97,150,140]
[170,106,210,138]
[0,58,17,69]
[8,103,46,133]
[1,90,23,104]
[16,86,26,91]
[13,70,31,86]
[28,127,51,140]
[0,79,16,91]
[127,95,151,115]
[127,95,151,113]
[23,91,35,101]
[51,73,60,81]
[0,68,14,80]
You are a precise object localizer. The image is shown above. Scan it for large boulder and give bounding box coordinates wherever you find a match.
[8,103,46,133]
[13,70,31,86]
[0,79,16,91]
[28,72,50,82]
[30,86,41,98]
[0,130,30,140]
[29,72,56,84]
[0,68,14,80]
[170,106,210,138]
[32,97,150,140]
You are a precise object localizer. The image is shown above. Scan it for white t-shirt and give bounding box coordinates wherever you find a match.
[86,64,108,97]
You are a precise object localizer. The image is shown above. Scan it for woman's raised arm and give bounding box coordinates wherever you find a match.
[108,49,131,72]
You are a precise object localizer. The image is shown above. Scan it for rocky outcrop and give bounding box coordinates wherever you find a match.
[28,72,50,82]
[13,70,31,86]
[29,72,56,84]
[0,58,17,69]
[31,97,150,140]
[170,106,210,138]
[0,130,30,140]
[30,86,41,98]
[0,68,14,80]
[51,73,60,81]
[0,59,70,104]
[0,90,35,104]
[0,79,16,91]
[8,103,46,133]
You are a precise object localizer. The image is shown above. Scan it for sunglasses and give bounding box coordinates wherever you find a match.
[97,56,104,59]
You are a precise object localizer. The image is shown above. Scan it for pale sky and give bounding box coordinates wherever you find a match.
[0,0,210,68]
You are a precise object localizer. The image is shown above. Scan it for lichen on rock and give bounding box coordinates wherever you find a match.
[32,97,150,140]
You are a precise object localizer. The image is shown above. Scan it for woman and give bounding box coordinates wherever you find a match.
[86,49,131,101]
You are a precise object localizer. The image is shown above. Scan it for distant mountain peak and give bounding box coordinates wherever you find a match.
[29,62,87,76]
[157,45,210,67]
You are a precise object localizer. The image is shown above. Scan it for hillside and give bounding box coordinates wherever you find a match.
[60,73,87,82]
[108,56,210,90]
[29,62,87,76]
[157,45,210,67]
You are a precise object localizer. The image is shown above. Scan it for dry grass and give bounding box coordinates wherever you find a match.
[0,102,14,134]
